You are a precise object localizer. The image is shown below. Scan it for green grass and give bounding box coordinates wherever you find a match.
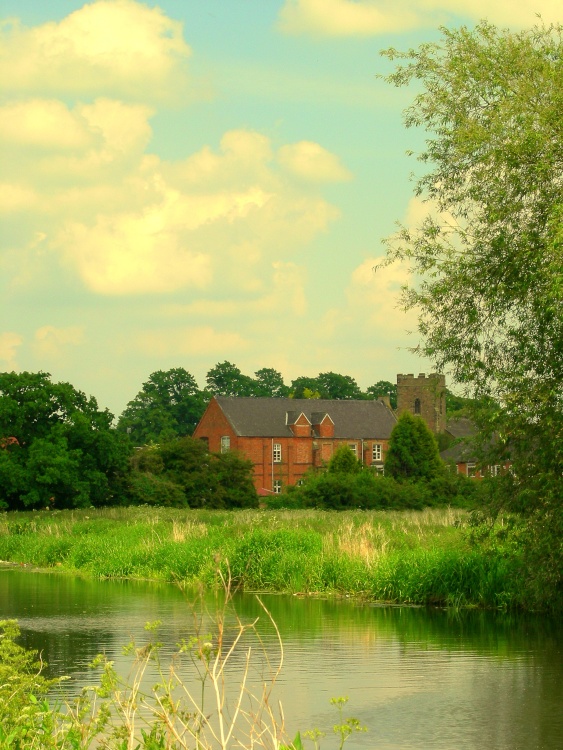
[0,506,521,608]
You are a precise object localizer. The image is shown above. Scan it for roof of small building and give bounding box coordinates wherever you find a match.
[440,441,477,463]
[214,396,397,439]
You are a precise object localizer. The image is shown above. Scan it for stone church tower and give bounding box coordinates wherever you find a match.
[396,373,446,434]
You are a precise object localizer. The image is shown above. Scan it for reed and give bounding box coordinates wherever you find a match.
[0,507,521,608]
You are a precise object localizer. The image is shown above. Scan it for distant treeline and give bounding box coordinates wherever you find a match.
[116,362,482,446]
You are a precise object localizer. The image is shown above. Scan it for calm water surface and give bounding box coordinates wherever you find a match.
[1,569,561,750]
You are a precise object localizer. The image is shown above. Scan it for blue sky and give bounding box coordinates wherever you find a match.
[0,0,557,416]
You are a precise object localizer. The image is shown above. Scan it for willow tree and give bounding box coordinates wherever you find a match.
[380,22,563,606]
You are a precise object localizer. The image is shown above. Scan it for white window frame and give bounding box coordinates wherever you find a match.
[273,443,282,463]
[466,462,476,478]
[348,443,357,457]
[372,443,382,462]
[273,479,282,494]
[220,435,230,454]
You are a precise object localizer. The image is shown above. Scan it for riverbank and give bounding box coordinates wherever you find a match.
[0,506,522,609]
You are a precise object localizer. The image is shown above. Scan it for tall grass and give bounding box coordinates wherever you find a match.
[0,507,521,608]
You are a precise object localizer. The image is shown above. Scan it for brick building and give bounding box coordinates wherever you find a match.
[193,396,397,495]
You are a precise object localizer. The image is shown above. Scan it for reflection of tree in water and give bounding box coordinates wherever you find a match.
[2,572,562,748]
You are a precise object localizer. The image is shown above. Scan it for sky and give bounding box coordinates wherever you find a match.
[0,0,558,417]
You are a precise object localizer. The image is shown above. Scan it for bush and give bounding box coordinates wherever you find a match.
[129,473,188,507]
[129,438,258,510]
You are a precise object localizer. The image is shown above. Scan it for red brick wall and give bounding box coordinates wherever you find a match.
[315,420,334,438]
[192,398,237,453]
[194,399,392,494]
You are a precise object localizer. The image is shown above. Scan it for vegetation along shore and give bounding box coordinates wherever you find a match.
[0,506,526,610]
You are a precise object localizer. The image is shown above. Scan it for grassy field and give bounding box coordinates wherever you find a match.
[0,506,520,608]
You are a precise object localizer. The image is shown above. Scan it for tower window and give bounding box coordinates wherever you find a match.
[414,398,421,415]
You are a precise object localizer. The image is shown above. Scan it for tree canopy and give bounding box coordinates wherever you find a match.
[117,368,207,445]
[381,21,563,602]
[129,437,258,509]
[384,412,443,482]
[0,372,130,509]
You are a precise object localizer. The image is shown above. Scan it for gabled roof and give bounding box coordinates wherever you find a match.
[214,397,396,438]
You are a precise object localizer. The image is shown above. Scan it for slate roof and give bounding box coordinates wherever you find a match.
[215,397,397,438]
[440,441,477,463]
[445,417,477,439]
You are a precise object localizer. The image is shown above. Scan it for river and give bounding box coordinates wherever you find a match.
[1,568,561,749]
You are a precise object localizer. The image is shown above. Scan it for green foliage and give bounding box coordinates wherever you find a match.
[205,360,256,397]
[130,437,258,509]
[290,372,363,400]
[315,372,363,400]
[385,412,443,481]
[290,468,475,512]
[366,380,397,409]
[0,619,60,747]
[0,372,131,510]
[117,368,207,445]
[253,367,290,397]
[380,22,563,599]
[0,506,530,607]
[327,445,361,475]
[128,472,188,508]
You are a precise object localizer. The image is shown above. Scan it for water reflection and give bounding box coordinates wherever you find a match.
[1,569,561,749]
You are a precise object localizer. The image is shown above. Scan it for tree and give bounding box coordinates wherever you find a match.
[206,361,256,397]
[290,376,321,399]
[316,372,363,400]
[380,22,563,605]
[253,368,290,398]
[366,380,397,409]
[0,372,130,509]
[384,412,443,482]
[129,437,258,509]
[328,444,362,474]
[290,372,362,399]
[118,368,207,445]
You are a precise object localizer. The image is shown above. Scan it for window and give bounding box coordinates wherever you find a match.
[273,480,282,494]
[348,443,357,457]
[372,443,382,462]
[220,436,230,453]
[414,398,421,415]
[466,462,476,478]
[489,465,501,477]
[273,443,282,463]
[374,465,385,475]
[296,479,305,486]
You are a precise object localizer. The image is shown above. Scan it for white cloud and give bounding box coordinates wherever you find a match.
[0,100,93,151]
[33,326,84,358]
[2,121,340,296]
[0,0,192,103]
[277,0,562,36]
[58,210,214,295]
[160,261,308,319]
[277,141,352,183]
[134,326,249,358]
[319,256,418,342]
[0,332,23,370]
